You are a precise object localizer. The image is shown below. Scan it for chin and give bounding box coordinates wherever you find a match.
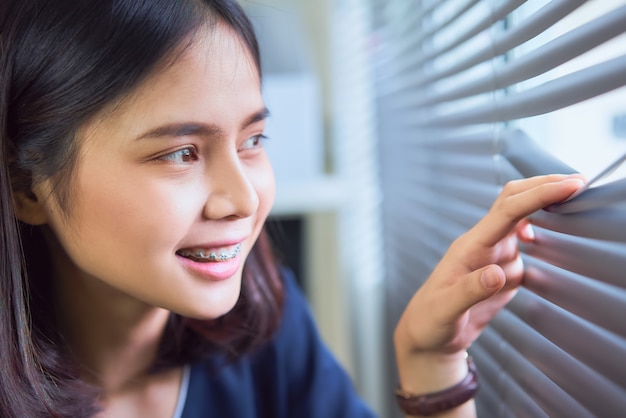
[174,281,242,320]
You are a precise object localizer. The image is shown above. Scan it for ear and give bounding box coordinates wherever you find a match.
[13,189,48,225]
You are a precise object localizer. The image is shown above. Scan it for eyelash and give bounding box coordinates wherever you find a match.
[158,147,198,164]
[156,134,267,164]
[240,134,268,151]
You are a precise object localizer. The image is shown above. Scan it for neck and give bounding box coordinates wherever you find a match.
[47,237,170,394]
[59,276,170,393]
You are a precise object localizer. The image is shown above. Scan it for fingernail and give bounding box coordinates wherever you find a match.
[563,178,585,188]
[480,268,501,289]
[524,223,535,240]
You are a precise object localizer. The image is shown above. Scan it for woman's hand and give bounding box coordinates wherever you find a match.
[393,174,585,416]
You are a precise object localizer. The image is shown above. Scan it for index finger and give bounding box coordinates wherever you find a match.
[470,176,584,247]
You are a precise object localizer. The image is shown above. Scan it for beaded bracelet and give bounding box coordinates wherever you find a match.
[395,355,479,416]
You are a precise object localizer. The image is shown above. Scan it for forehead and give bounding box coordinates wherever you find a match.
[84,21,262,137]
[131,21,259,104]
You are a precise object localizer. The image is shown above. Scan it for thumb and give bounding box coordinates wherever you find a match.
[443,265,506,320]
[479,265,506,293]
[455,265,506,315]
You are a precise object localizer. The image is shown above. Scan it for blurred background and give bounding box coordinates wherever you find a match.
[240,1,626,416]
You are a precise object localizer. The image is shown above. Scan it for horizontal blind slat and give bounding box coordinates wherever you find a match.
[476,326,593,417]
[521,256,626,337]
[502,129,576,176]
[472,344,547,418]
[507,289,626,388]
[489,310,626,416]
[530,203,626,242]
[542,178,626,214]
[382,0,482,81]
[380,0,586,96]
[418,0,525,63]
[385,206,472,244]
[394,4,626,108]
[524,227,626,289]
[408,54,626,126]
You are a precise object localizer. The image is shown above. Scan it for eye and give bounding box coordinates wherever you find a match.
[240,134,267,151]
[158,147,198,164]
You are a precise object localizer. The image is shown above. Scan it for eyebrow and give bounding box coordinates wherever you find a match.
[135,107,270,141]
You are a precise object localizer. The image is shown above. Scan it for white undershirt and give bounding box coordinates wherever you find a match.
[172,365,191,418]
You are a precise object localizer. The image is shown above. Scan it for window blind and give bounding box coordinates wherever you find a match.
[370,1,626,417]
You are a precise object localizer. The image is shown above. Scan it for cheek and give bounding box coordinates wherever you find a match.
[243,156,275,248]
[50,168,199,267]
[252,156,275,222]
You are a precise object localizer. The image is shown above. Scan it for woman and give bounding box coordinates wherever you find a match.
[0,0,584,416]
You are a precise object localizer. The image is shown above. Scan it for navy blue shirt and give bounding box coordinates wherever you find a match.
[180,270,376,418]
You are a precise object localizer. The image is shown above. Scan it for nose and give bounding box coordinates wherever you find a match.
[203,153,259,220]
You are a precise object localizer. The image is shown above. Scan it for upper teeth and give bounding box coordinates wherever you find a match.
[178,243,241,261]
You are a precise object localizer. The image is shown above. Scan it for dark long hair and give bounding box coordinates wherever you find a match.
[0,0,283,416]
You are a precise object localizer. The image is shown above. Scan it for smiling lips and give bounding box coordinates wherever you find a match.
[176,242,244,281]
[176,243,242,262]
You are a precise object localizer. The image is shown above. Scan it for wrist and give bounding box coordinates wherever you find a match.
[395,353,478,417]
[395,350,469,394]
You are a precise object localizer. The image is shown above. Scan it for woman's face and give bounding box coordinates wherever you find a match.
[36,23,274,319]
